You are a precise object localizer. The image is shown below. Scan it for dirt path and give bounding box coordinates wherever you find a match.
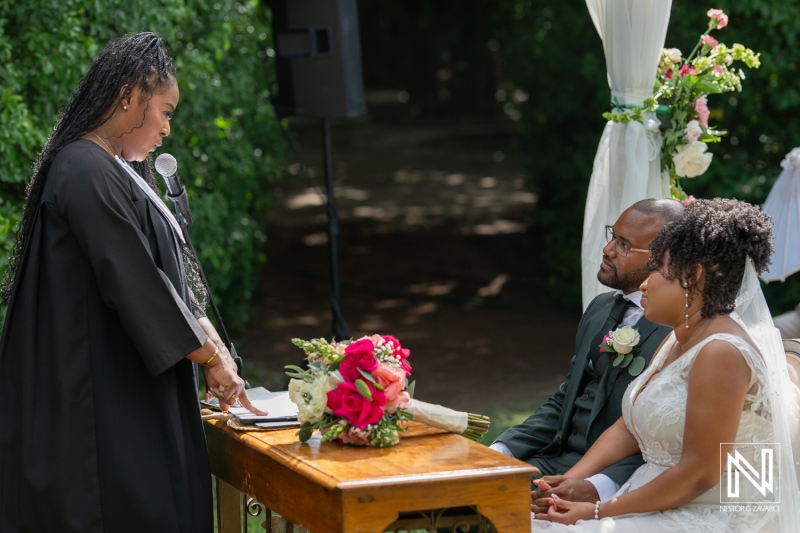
[239,116,580,416]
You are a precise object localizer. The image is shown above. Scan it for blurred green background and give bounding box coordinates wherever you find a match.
[1,0,799,332]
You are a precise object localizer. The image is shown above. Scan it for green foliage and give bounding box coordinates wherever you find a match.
[0,0,289,329]
[496,0,800,313]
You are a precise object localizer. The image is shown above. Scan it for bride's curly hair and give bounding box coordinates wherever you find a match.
[647,198,773,318]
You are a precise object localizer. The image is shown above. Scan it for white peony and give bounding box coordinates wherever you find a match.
[684,120,702,143]
[288,375,338,424]
[673,141,713,178]
[610,326,641,355]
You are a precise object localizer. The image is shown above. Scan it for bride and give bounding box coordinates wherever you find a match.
[532,198,800,532]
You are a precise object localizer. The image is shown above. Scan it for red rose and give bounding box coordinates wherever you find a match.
[381,335,412,376]
[339,338,379,382]
[327,382,386,429]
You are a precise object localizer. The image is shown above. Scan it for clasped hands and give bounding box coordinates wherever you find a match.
[531,476,598,524]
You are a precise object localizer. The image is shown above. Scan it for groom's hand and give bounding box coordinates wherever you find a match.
[531,476,599,514]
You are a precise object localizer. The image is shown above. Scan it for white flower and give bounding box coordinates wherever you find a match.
[673,141,713,178]
[665,48,682,63]
[610,326,641,355]
[724,54,733,66]
[684,120,702,143]
[288,375,338,424]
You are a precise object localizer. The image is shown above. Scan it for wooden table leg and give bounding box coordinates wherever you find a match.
[217,478,244,533]
[476,501,531,533]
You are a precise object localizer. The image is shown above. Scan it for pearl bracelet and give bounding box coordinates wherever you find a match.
[594,500,601,519]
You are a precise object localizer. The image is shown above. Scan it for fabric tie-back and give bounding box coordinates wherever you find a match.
[761,147,800,283]
[582,0,672,310]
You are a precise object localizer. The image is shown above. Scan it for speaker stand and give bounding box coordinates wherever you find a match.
[321,118,350,341]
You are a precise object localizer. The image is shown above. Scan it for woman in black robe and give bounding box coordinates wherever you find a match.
[0,32,262,533]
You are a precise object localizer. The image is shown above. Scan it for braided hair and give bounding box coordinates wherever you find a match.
[2,32,177,302]
[647,198,774,318]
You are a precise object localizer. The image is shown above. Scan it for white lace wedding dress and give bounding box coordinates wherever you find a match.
[532,332,782,532]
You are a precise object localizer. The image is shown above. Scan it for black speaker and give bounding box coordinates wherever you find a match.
[269,0,367,118]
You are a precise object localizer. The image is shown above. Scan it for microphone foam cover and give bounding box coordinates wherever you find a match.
[154,153,178,177]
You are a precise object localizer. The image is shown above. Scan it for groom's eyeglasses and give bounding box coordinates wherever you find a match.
[605,225,650,257]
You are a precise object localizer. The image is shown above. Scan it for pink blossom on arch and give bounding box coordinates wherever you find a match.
[707,9,728,29]
[693,96,710,127]
[702,34,719,49]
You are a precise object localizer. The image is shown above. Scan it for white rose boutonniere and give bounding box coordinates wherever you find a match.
[599,325,646,376]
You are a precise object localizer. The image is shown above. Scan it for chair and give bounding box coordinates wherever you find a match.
[781,339,800,387]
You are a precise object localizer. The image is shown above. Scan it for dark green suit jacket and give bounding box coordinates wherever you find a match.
[495,291,671,485]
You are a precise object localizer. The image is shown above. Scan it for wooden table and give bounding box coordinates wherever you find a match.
[205,419,537,532]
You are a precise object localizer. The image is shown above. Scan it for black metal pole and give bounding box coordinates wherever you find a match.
[321,118,350,341]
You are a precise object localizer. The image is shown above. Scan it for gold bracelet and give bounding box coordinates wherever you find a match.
[203,347,219,366]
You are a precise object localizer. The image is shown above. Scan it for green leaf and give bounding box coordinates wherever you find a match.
[407,379,416,398]
[622,353,633,367]
[612,354,625,367]
[628,356,646,377]
[358,368,378,385]
[355,379,373,401]
[298,423,314,442]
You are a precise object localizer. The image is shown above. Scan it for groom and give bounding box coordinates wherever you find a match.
[491,198,684,510]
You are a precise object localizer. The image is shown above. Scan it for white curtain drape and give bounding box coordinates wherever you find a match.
[582,0,672,309]
[761,147,800,283]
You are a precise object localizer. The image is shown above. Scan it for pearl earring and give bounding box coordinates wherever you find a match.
[683,282,690,329]
[123,105,128,111]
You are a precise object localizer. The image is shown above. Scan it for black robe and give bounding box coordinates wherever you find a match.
[0,140,213,533]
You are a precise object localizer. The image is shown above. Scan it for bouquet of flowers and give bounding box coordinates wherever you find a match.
[603,8,760,200]
[285,335,490,447]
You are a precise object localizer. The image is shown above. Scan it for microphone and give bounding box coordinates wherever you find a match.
[155,153,193,227]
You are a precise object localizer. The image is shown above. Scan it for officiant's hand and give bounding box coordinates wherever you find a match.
[197,317,235,366]
[200,348,267,416]
[531,476,599,514]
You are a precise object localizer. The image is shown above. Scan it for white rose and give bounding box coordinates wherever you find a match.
[673,141,713,178]
[288,375,337,424]
[684,120,702,143]
[610,326,641,355]
[666,48,682,63]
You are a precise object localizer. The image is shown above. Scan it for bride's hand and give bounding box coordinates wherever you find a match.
[537,495,595,524]
[531,476,599,514]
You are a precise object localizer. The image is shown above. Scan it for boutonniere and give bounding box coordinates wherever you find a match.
[599,325,646,376]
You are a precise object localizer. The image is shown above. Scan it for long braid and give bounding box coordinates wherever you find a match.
[2,32,176,302]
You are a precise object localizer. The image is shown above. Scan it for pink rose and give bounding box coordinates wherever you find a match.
[599,332,612,353]
[707,9,728,29]
[702,34,719,49]
[371,364,409,411]
[693,96,710,128]
[678,65,696,77]
[339,338,379,382]
[327,381,386,429]
[681,195,696,206]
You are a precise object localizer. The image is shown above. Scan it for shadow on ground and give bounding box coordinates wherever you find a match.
[239,114,581,428]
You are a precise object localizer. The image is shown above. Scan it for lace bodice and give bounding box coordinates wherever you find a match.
[622,333,772,468]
